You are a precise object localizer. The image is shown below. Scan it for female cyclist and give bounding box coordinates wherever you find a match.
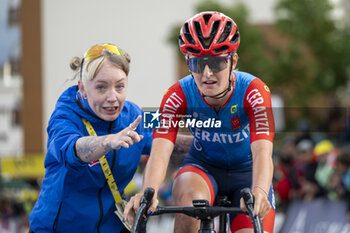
[125,11,276,233]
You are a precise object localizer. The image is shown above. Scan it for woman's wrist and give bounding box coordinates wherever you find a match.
[102,135,112,150]
[252,185,268,198]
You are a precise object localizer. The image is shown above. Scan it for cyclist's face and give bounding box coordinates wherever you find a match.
[191,53,238,98]
[79,63,128,121]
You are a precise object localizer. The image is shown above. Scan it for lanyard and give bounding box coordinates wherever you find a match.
[82,118,131,231]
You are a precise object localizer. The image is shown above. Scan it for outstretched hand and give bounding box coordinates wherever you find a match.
[107,115,144,150]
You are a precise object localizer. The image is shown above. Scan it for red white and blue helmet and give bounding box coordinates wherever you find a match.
[179,11,240,56]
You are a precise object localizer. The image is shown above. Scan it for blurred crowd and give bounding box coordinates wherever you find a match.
[0,188,38,233]
[1,114,350,232]
[273,118,350,220]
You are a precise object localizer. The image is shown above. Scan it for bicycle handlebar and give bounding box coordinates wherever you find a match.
[131,187,263,233]
[153,205,243,219]
[131,187,154,233]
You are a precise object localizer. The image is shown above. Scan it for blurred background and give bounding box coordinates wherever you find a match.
[0,0,350,232]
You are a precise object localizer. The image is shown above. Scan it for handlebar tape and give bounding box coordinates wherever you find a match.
[131,187,155,233]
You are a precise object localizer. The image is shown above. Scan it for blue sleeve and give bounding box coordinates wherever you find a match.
[127,101,153,156]
[141,129,152,155]
[46,114,87,167]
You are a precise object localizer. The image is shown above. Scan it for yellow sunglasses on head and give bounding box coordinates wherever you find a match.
[84,44,125,61]
[80,43,125,78]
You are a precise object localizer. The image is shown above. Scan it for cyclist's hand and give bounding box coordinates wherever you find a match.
[123,191,159,227]
[107,115,143,150]
[240,190,271,219]
[148,195,159,215]
[252,190,271,219]
[123,192,143,226]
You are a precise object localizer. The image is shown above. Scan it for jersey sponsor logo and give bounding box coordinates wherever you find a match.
[191,124,249,144]
[156,92,184,134]
[163,92,183,114]
[193,138,203,151]
[246,89,270,135]
[230,105,238,114]
[264,85,270,92]
[231,116,241,130]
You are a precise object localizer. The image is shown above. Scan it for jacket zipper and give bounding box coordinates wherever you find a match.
[97,122,115,233]
[52,201,63,232]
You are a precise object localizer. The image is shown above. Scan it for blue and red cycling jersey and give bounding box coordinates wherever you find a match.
[154,71,275,170]
[154,71,276,232]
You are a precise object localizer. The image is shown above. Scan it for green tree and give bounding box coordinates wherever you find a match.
[168,0,350,108]
[273,0,350,105]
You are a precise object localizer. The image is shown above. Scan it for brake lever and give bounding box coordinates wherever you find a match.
[240,188,263,233]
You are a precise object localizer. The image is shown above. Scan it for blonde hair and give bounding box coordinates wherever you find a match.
[70,50,131,84]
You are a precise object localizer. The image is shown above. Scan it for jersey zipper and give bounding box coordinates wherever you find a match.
[214,108,220,121]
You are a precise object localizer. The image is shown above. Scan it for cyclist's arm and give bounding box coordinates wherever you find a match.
[244,78,275,218]
[144,82,187,211]
[142,138,174,210]
[251,139,273,216]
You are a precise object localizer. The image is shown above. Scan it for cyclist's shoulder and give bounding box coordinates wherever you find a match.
[179,74,193,82]
[235,71,269,92]
[235,71,260,83]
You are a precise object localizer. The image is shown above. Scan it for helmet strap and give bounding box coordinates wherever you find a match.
[200,55,234,99]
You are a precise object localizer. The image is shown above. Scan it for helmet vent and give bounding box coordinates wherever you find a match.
[194,21,203,38]
[218,21,233,44]
[202,14,212,25]
[186,47,201,55]
[194,20,219,49]
[183,23,196,45]
[213,45,229,54]
[210,20,221,37]
[179,35,185,46]
[230,30,240,44]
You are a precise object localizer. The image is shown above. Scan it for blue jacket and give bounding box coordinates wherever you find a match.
[29,86,152,233]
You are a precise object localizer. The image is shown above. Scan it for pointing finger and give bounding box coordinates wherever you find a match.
[129,115,142,131]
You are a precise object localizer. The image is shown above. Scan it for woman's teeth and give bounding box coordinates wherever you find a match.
[105,107,117,111]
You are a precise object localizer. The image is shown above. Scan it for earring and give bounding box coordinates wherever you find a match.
[84,95,87,100]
